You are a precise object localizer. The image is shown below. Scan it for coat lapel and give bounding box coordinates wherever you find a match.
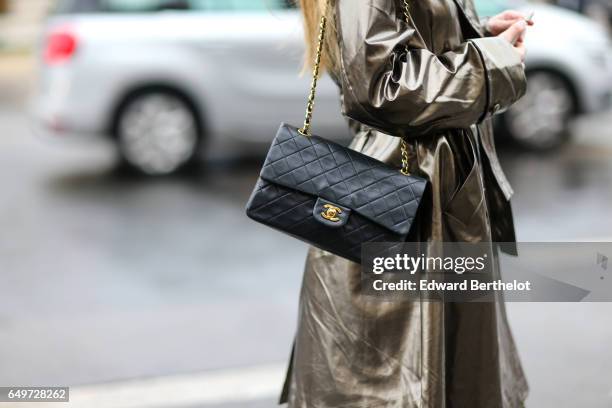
[451,0,485,37]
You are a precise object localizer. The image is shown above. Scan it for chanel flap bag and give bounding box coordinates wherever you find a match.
[245,0,428,264]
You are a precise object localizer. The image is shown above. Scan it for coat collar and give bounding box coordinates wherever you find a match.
[451,0,485,37]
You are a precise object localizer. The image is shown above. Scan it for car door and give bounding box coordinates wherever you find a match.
[194,0,345,143]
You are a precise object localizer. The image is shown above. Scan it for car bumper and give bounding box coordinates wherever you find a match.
[30,91,109,139]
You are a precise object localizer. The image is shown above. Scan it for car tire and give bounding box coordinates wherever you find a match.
[500,70,577,151]
[114,89,201,175]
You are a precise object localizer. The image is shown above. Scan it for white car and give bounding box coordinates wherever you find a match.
[34,0,345,175]
[476,0,612,149]
[33,0,612,175]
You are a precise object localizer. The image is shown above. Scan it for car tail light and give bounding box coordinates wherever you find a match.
[44,27,78,65]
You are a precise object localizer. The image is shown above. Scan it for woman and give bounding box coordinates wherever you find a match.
[282,1,532,407]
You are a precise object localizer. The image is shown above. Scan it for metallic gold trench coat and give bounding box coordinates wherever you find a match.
[281,0,529,406]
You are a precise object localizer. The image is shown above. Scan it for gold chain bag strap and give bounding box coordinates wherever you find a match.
[299,0,413,176]
[245,0,429,264]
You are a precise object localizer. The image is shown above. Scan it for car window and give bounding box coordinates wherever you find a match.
[54,0,102,13]
[54,0,295,13]
[101,0,293,12]
[190,0,293,10]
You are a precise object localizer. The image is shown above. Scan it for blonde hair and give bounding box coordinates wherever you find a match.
[298,0,339,74]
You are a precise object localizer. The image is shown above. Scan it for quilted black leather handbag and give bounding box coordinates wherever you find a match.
[245,0,428,264]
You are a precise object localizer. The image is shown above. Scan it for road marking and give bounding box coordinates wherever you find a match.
[14,363,286,408]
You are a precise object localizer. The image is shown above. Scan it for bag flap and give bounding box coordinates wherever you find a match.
[259,124,428,236]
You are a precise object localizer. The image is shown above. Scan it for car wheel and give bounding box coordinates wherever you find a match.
[115,90,201,175]
[501,71,577,151]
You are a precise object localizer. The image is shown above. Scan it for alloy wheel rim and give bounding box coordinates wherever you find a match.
[506,72,574,149]
[118,93,198,175]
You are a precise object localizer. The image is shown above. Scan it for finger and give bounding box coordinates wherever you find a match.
[490,17,525,35]
[500,10,525,20]
[515,43,527,61]
[501,10,534,25]
[502,20,527,43]
[489,20,514,33]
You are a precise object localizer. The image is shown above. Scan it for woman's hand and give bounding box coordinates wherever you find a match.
[488,10,534,63]
[486,10,534,36]
[497,18,529,63]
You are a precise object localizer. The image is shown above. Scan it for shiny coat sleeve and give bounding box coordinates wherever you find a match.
[334,0,527,138]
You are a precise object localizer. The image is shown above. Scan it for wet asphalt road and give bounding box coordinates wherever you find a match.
[1,82,612,406]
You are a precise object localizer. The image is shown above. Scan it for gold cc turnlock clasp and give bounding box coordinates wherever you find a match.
[321,204,342,222]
